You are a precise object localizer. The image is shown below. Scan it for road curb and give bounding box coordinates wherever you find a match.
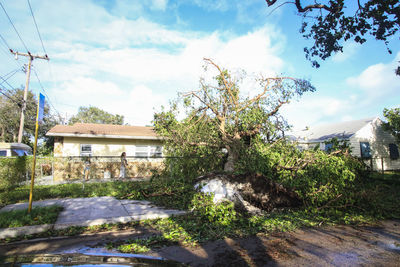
[0,224,53,239]
[0,211,187,239]
[53,215,135,230]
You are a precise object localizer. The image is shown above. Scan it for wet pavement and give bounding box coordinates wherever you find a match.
[1,220,399,266]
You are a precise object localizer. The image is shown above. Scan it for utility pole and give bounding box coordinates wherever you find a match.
[10,49,49,143]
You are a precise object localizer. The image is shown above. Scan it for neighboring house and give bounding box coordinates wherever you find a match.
[46,123,164,180]
[290,117,400,171]
[46,123,163,157]
[0,142,32,157]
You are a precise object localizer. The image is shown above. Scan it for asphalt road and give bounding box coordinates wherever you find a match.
[1,220,399,266]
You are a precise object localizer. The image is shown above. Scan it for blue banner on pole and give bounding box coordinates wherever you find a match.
[38,93,45,123]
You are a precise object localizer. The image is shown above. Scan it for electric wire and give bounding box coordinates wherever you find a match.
[0,1,29,52]
[0,75,25,104]
[26,0,47,55]
[0,73,18,91]
[0,87,22,106]
[0,35,24,69]
[0,68,20,84]
[0,32,11,51]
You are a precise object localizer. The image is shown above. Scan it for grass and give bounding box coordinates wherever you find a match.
[0,171,399,250]
[0,205,63,228]
[0,178,194,210]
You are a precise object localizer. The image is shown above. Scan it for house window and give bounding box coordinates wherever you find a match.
[135,145,148,157]
[360,142,371,158]
[0,150,6,157]
[80,144,92,156]
[324,143,333,152]
[389,143,399,160]
[150,146,162,157]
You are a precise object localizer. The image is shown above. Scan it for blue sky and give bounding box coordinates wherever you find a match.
[0,0,399,130]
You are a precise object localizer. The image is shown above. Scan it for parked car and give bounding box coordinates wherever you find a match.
[0,142,32,157]
[1,253,185,266]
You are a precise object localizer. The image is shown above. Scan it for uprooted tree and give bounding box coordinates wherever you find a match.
[153,58,315,173]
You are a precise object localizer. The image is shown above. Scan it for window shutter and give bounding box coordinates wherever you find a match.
[389,144,399,160]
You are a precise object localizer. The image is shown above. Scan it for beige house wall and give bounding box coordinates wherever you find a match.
[52,136,165,181]
[54,137,163,157]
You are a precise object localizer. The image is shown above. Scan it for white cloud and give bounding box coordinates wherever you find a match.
[332,42,359,62]
[280,95,349,130]
[282,52,400,131]
[117,85,167,125]
[150,0,169,11]
[346,52,400,99]
[0,0,288,126]
[192,0,230,12]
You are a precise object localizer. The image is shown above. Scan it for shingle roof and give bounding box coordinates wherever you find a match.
[46,123,160,140]
[292,117,376,143]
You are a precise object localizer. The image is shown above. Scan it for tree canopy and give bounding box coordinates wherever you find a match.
[0,88,60,152]
[383,107,400,143]
[153,59,315,172]
[265,0,400,73]
[69,106,124,125]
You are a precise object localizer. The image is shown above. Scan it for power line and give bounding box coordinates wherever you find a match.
[26,0,47,55]
[0,34,23,69]
[0,74,25,103]
[0,68,23,96]
[0,87,22,106]
[0,1,29,52]
[0,32,11,50]
[0,68,21,83]
[0,72,18,91]
[25,0,62,114]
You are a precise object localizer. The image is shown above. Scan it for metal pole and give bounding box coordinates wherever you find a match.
[28,95,41,213]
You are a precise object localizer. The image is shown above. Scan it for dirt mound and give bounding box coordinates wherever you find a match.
[196,173,301,213]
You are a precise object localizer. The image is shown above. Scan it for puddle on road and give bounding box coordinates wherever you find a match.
[331,252,361,266]
[54,246,165,260]
[387,242,400,251]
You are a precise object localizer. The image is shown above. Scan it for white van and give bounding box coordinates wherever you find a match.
[0,142,32,157]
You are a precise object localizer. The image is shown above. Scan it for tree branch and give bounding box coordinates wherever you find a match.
[266,99,289,117]
[183,90,220,119]
[203,58,238,108]
[294,0,335,13]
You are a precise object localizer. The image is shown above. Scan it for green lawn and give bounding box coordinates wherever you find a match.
[0,205,63,228]
[0,172,399,247]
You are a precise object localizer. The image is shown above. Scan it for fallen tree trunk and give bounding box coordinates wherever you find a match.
[195,173,301,214]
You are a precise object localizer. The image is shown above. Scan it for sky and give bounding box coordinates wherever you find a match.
[0,0,399,130]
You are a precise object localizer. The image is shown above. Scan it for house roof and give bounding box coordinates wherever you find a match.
[46,123,161,140]
[291,117,377,143]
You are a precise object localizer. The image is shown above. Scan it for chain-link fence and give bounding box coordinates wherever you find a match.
[52,156,165,182]
[363,157,400,172]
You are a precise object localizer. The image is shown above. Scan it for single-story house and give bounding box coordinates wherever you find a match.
[47,123,163,157]
[289,117,400,171]
[46,123,164,180]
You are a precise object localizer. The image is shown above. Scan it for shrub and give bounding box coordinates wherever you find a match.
[237,140,366,207]
[0,157,28,190]
[190,193,237,226]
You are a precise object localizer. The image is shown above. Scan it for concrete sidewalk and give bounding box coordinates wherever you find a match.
[0,197,186,239]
